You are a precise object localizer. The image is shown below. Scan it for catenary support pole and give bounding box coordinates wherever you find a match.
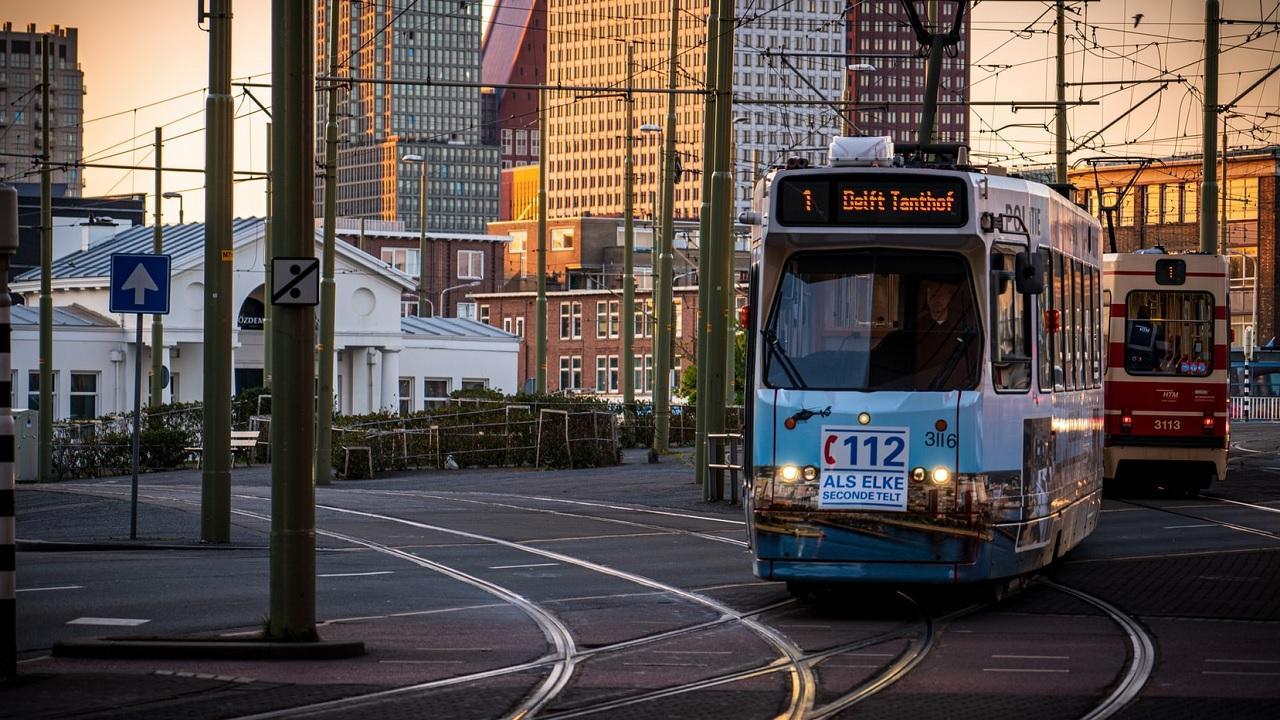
[536,90,548,394]
[1221,123,1228,255]
[1201,0,1219,255]
[264,123,273,387]
[269,0,317,641]
[703,0,735,500]
[150,127,165,407]
[1055,0,1067,184]
[417,160,429,316]
[694,0,720,488]
[38,35,52,484]
[622,43,636,413]
[130,317,142,540]
[316,0,340,489]
[201,0,233,543]
[652,0,679,459]
[1,183,19,682]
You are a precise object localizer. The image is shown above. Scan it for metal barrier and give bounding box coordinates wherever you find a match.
[1232,396,1280,421]
[705,433,743,504]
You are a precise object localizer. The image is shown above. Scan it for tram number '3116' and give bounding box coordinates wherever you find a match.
[925,431,958,448]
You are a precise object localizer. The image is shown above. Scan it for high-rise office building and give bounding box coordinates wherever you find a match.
[0,23,84,196]
[482,0,546,170]
[846,0,970,144]
[543,0,847,221]
[314,0,500,234]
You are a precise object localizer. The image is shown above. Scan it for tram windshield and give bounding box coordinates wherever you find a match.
[763,251,980,391]
[1124,290,1214,376]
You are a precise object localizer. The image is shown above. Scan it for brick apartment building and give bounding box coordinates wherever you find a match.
[1067,147,1280,344]
[472,285,741,397]
[330,218,508,318]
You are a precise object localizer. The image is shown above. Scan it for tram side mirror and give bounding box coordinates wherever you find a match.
[1014,250,1044,295]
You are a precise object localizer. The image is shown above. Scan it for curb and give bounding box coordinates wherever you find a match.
[52,637,367,660]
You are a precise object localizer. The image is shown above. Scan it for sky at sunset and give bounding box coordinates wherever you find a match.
[4,0,1277,223]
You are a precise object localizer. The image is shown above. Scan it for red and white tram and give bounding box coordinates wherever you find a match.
[1102,250,1230,494]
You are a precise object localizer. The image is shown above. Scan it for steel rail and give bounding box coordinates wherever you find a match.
[1042,580,1156,720]
[1111,498,1280,542]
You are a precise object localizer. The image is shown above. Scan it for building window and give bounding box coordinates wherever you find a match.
[515,316,525,337]
[509,230,526,252]
[479,304,491,325]
[27,370,56,412]
[559,355,582,390]
[424,377,451,408]
[634,299,655,338]
[559,301,582,339]
[673,297,683,337]
[400,300,419,317]
[633,354,654,393]
[551,228,575,251]
[457,302,477,320]
[398,377,414,415]
[381,247,420,277]
[501,128,513,154]
[502,317,513,333]
[458,249,484,279]
[69,372,97,420]
[461,378,488,391]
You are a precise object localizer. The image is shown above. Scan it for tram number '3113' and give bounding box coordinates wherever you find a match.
[1153,419,1182,431]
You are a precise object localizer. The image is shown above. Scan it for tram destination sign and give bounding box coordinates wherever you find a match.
[777,174,967,228]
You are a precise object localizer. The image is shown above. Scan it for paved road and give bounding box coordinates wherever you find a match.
[4,430,1279,719]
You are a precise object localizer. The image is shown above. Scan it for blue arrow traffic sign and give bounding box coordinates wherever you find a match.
[109,253,171,314]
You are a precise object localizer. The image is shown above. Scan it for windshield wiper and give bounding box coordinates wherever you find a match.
[764,330,807,388]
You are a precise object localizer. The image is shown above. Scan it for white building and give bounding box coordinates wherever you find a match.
[12,218,519,420]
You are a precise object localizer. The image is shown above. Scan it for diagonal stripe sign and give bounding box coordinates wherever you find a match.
[271,257,320,306]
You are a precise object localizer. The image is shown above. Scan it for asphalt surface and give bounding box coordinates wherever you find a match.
[4,428,1280,719]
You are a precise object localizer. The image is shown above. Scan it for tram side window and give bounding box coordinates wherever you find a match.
[1037,248,1055,392]
[1064,257,1077,390]
[1083,265,1095,388]
[1124,290,1214,376]
[1073,259,1086,389]
[1054,252,1068,390]
[990,248,1031,391]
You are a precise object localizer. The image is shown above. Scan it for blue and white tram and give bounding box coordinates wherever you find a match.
[742,138,1105,586]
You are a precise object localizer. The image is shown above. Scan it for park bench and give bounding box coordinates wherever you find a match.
[185,429,261,468]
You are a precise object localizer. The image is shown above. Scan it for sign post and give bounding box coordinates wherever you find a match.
[109,253,171,540]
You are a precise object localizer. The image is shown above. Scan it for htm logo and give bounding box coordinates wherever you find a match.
[1160,390,1179,401]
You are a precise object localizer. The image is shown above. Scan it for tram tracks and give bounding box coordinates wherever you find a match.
[36,482,1158,719]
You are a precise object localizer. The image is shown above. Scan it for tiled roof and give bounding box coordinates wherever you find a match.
[15,218,262,281]
[10,304,119,327]
[401,316,518,340]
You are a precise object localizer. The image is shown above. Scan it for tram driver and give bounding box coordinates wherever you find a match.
[870,276,980,390]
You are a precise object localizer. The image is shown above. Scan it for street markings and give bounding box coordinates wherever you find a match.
[1162,523,1217,529]
[991,654,1070,660]
[66,617,150,627]
[983,668,1071,673]
[488,562,560,570]
[317,571,394,578]
[17,585,84,593]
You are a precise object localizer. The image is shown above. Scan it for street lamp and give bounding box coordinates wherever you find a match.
[639,124,663,255]
[440,280,481,319]
[161,191,184,224]
[402,153,429,316]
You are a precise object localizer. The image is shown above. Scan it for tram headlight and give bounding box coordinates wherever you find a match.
[911,466,927,483]
[779,465,800,482]
[802,465,819,481]
[930,467,952,485]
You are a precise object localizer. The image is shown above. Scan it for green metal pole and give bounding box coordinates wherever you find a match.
[1221,123,1227,255]
[201,0,233,543]
[703,0,735,500]
[150,127,165,408]
[622,43,636,412]
[535,91,548,394]
[269,0,317,642]
[1055,0,1067,184]
[264,123,273,387]
[1201,0,1219,255]
[693,0,719,488]
[38,34,52,483]
[918,34,946,145]
[418,161,429,315]
[652,0,679,458]
[316,0,339,489]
